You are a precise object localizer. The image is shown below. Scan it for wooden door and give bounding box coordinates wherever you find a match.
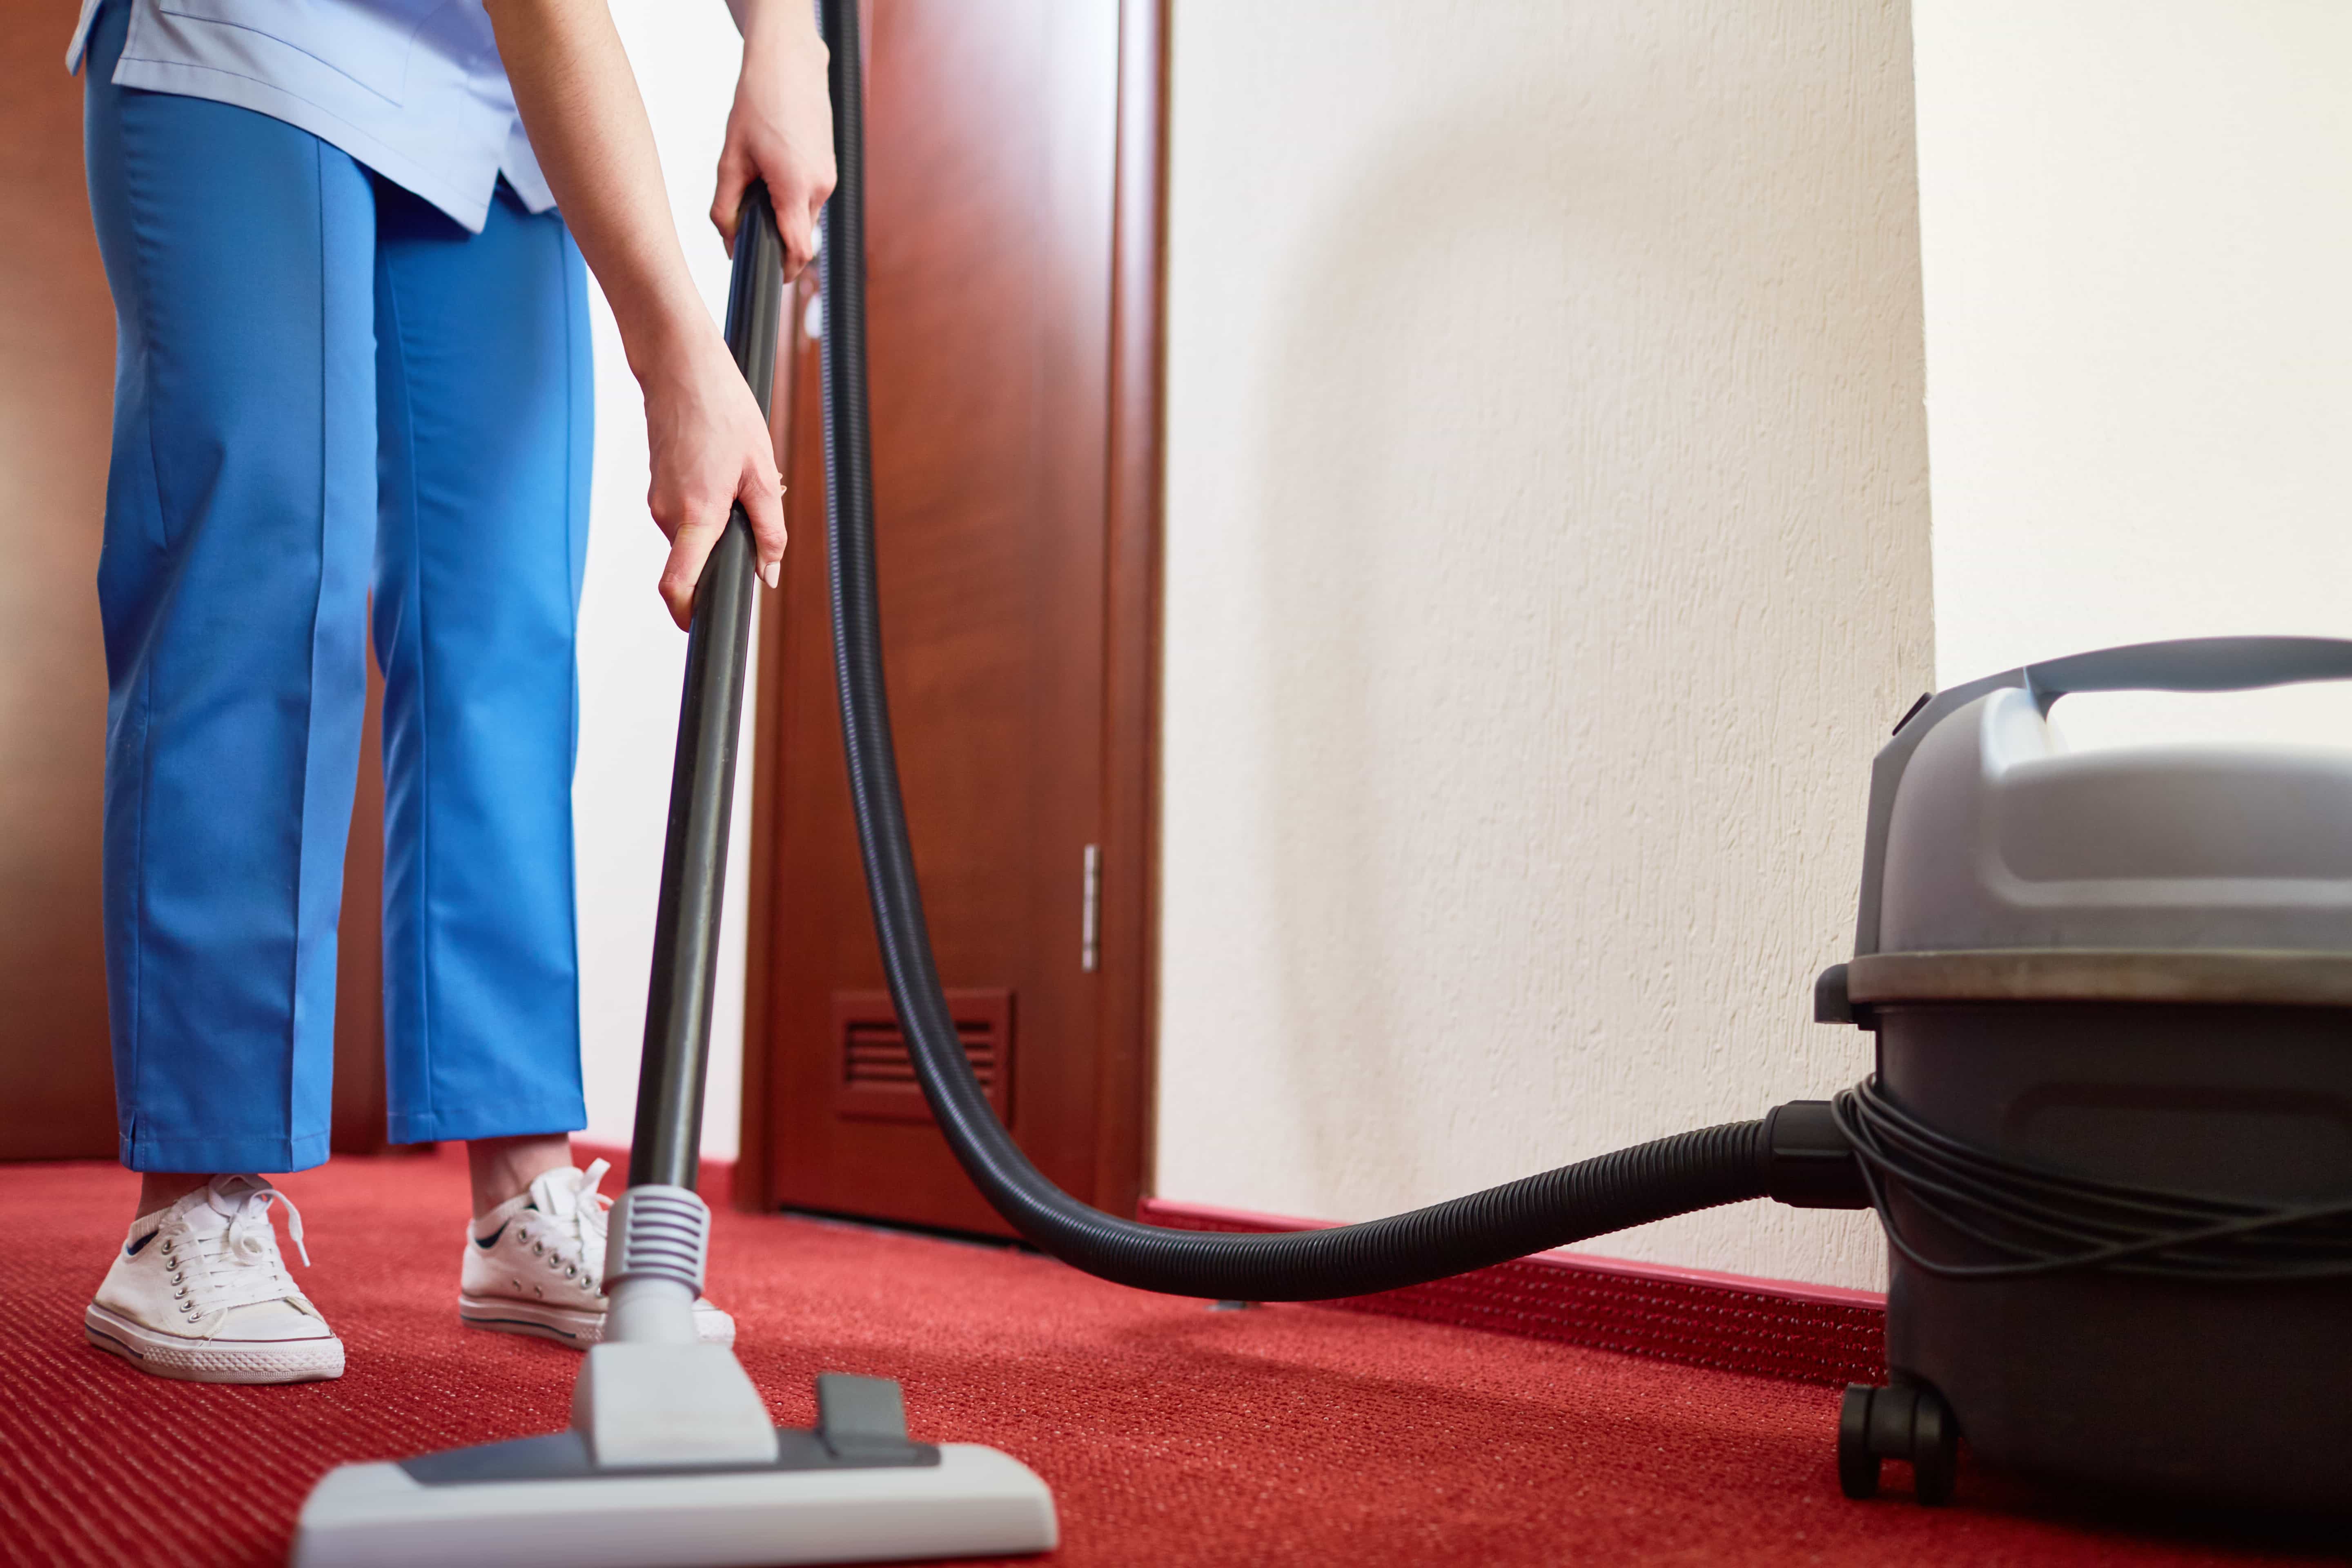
[0,7,116,1159]
[1,7,391,1163]
[744,0,1163,1233]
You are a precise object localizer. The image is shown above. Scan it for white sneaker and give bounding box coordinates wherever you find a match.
[85,1175,344,1384]
[458,1159,735,1348]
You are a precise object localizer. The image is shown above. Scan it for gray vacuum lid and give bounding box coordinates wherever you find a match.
[1875,686,2352,965]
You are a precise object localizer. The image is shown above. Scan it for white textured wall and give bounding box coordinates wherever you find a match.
[1156,1,1932,1289]
[1913,1,2352,754]
[574,2,754,1159]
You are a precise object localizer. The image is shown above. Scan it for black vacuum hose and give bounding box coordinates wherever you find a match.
[813,0,1808,1301]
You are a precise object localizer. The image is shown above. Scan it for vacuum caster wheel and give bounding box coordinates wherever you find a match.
[1907,1385,1958,1506]
[1837,1385,1880,1499]
[1837,1381,1959,1506]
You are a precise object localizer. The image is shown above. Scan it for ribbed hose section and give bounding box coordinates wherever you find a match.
[814,0,1770,1302]
[608,1186,711,1295]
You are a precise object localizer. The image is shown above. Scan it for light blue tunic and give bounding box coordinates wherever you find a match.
[69,0,552,232]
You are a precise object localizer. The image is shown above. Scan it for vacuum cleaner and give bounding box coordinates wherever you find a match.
[295,1,2352,1558]
[1820,640,2352,1511]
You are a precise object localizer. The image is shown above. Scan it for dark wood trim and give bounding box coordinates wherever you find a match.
[737,0,871,1214]
[1138,1199,1889,1387]
[1089,0,1170,1221]
[0,23,118,1161]
[738,0,1167,1220]
[330,642,390,1155]
[735,275,814,1212]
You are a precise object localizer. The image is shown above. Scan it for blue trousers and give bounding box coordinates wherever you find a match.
[83,0,592,1172]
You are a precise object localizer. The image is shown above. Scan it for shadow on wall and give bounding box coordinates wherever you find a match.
[1243,39,1928,1211]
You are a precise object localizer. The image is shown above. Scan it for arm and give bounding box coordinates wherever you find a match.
[712,0,836,276]
[483,0,786,628]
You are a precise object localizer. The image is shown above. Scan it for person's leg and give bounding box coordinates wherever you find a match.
[468,1132,579,1218]
[371,178,592,1213]
[85,0,376,1200]
[137,1173,213,1213]
[374,183,731,1351]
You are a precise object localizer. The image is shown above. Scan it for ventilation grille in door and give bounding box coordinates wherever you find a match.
[830,988,1013,1125]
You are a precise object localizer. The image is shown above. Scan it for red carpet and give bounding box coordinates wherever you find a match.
[0,1150,2342,1568]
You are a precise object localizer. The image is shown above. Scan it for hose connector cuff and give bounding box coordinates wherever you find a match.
[1761,1100,1870,1209]
[607,1184,711,1294]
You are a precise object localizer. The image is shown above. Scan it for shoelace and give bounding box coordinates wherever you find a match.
[517,1159,611,1290]
[169,1177,310,1324]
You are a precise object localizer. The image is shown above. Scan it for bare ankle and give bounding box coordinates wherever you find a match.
[136,1172,215,1219]
[466,1134,574,1220]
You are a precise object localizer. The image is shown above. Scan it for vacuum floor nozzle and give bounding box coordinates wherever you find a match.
[294,1373,1056,1568]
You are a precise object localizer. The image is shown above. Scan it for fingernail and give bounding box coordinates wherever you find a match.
[762,561,781,589]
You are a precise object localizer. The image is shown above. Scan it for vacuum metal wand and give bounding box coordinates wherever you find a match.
[628,185,785,1194]
[605,184,786,1346]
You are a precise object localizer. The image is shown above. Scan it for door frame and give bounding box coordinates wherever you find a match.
[735,0,1168,1218]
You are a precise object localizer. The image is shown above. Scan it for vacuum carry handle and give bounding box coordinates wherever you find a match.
[627,183,786,1192]
[1851,633,2352,958]
[2022,635,2352,706]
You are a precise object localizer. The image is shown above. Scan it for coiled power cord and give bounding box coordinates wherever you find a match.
[1833,1078,2352,1283]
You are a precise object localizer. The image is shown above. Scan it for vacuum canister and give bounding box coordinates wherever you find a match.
[1817,639,2352,1511]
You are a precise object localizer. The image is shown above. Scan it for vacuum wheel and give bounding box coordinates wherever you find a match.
[1837,1386,1881,1499]
[1838,1381,1958,1506]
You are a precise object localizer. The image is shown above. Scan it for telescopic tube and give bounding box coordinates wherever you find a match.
[628,183,786,1193]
